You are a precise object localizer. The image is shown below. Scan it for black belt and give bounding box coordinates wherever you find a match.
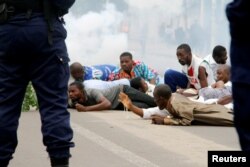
[7,4,43,13]
[4,4,43,19]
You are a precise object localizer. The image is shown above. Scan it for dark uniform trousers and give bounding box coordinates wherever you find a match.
[0,12,74,163]
[226,0,250,151]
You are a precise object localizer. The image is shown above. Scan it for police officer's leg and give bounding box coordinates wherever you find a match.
[0,60,28,166]
[233,83,250,151]
[164,69,188,92]
[30,17,74,165]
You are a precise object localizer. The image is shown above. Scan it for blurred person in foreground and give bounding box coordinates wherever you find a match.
[226,0,250,151]
[0,0,75,166]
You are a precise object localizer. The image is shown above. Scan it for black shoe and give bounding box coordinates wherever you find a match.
[0,160,10,167]
[50,158,69,167]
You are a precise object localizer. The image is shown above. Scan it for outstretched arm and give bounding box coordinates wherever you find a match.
[119,92,144,117]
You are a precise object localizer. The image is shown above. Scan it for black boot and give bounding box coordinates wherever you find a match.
[0,159,10,167]
[50,158,69,167]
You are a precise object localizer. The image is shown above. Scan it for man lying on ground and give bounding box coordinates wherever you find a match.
[68,81,156,112]
[119,84,233,126]
[130,77,155,97]
[119,92,170,119]
[83,78,130,90]
[70,62,117,81]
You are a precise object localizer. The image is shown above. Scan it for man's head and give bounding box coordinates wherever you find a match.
[68,81,86,104]
[70,62,84,81]
[120,52,134,73]
[130,77,148,93]
[176,44,192,66]
[216,64,231,83]
[153,84,172,110]
[212,45,227,64]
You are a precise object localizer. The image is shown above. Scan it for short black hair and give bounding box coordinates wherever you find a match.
[212,45,226,59]
[177,43,191,53]
[120,52,133,59]
[154,84,172,99]
[69,81,84,92]
[69,62,83,71]
[130,77,143,90]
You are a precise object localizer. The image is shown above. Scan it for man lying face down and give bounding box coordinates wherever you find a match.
[119,84,233,126]
[68,81,156,112]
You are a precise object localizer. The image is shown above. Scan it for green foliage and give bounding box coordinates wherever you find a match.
[22,83,38,112]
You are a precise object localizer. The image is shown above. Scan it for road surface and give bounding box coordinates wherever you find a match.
[9,110,240,167]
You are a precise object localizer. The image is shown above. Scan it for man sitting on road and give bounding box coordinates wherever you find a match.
[164,44,215,93]
[200,45,228,81]
[109,52,161,85]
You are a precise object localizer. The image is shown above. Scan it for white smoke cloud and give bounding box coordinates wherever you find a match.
[64,3,127,66]
[127,0,182,14]
[64,0,231,75]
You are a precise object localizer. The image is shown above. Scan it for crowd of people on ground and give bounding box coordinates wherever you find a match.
[68,44,233,126]
[1,1,248,166]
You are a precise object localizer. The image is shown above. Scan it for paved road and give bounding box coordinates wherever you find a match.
[9,110,240,167]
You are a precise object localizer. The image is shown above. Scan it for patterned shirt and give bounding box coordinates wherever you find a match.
[109,60,158,83]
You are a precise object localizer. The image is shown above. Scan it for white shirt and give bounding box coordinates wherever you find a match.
[145,81,155,97]
[182,54,203,89]
[83,79,130,90]
[142,107,170,119]
[182,54,215,89]
[200,54,218,81]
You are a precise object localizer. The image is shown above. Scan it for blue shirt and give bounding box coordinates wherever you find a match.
[84,64,117,81]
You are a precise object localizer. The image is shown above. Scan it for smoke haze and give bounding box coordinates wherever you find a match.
[65,0,231,75]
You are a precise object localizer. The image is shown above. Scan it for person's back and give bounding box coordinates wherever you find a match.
[70,62,117,81]
[84,64,117,81]
[83,78,130,90]
[85,86,122,109]
[0,0,75,166]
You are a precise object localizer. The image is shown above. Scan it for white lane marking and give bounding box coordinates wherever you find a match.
[71,122,159,167]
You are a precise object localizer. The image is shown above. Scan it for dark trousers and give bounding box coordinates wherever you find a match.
[164,69,189,92]
[227,0,250,150]
[0,13,74,164]
[230,37,250,151]
[233,83,250,151]
[123,85,156,108]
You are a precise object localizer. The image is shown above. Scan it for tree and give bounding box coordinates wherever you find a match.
[22,82,38,112]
